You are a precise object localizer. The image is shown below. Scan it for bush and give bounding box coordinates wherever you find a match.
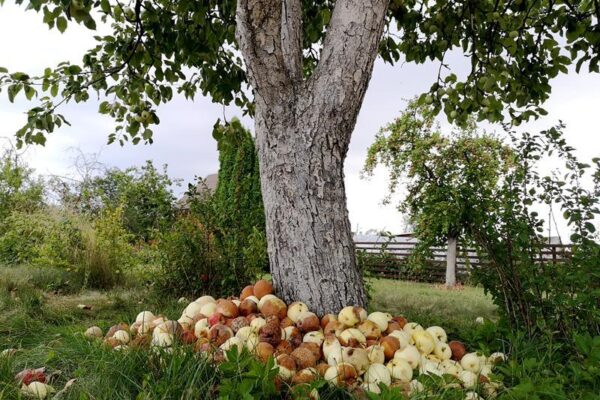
[79,207,134,289]
[94,161,177,241]
[471,125,600,341]
[156,120,267,298]
[157,211,262,298]
[0,210,82,267]
[0,207,134,289]
[157,215,221,297]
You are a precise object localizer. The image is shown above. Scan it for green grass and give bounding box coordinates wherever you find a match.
[0,265,216,399]
[5,265,597,400]
[369,279,497,337]
[1,265,501,399]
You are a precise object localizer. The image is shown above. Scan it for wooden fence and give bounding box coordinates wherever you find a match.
[354,235,573,283]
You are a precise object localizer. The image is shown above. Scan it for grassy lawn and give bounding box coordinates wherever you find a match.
[1,265,499,399]
[369,279,497,336]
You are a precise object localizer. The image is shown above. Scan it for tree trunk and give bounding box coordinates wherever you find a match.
[253,91,367,314]
[446,234,458,288]
[236,0,389,314]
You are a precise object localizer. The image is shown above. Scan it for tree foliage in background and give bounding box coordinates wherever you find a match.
[363,100,513,277]
[51,159,176,242]
[1,0,599,144]
[94,161,176,241]
[0,148,44,224]
[365,102,599,340]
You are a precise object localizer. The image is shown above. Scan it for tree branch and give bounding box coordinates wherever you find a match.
[235,0,290,101]
[281,0,303,82]
[310,0,390,126]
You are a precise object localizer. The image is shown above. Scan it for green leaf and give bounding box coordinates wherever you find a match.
[24,85,35,100]
[7,84,22,103]
[584,222,596,233]
[57,17,67,33]
[83,16,97,30]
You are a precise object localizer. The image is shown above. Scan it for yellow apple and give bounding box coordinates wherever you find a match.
[386,358,413,382]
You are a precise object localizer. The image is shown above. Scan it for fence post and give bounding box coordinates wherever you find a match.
[446,235,457,287]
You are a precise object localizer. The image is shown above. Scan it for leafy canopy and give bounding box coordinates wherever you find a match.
[0,0,599,147]
[363,100,513,246]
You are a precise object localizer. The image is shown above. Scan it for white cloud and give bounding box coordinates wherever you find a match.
[1,4,599,238]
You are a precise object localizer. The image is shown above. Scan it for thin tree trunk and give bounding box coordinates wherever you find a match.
[446,234,458,288]
[236,0,389,314]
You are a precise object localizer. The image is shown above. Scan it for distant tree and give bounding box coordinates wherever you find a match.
[363,101,513,287]
[95,161,177,241]
[0,148,44,224]
[212,118,265,246]
[50,157,177,241]
[198,119,268,276]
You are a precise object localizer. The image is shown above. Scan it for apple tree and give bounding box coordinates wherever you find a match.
[363,100,513,287]
[1,0,599,313]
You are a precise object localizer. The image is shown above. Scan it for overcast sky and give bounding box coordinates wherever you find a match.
[1,3,599,237]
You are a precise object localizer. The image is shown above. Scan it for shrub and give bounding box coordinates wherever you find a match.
[156,120,267,298]
[0,210,46,265]
[78,207,134,289]
[157,209,262,298]
[0,207,134,289]
[211,118,268,275]
[0,210,82,267]
[94,161,177,241]
[471,125,600,341]
[157,215,221,297]
[49,157,177,242]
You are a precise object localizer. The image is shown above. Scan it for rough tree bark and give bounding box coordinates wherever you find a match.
[446,234,458,288]
[236,0,389,314]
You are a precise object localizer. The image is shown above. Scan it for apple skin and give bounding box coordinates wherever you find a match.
[339,328,366,347]
[302,330,324,346]
[459,370,478,388]
[21,370,46,386]
[364,363,392,386]
[287,302,309,323]
[366,344,385,364]
[338,306,361,327]
[253,280,273,299]
[367,311,392,331]
[240,285,254,300]
[324,363,358,386]
[460,352,482,373]
[380,336,400,360]
[296,312,320,333]
[426,326,447,343]
[357,320,382,340]
[448,340,467,361]
[394,345,421,369]
[433,341,452,361]
[386,358,413,382]
[412,331,436,355]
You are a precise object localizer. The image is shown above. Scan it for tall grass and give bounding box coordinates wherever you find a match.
[0,207,135,291]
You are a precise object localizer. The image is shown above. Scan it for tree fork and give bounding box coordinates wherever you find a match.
[236,0,389,314]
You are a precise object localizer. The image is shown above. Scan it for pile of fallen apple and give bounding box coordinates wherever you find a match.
[84,280,505,398]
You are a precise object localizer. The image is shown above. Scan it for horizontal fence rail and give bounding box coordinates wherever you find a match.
[354,236,573,283]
